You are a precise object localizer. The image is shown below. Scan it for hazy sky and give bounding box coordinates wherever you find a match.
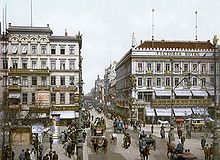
[1,0,220,93]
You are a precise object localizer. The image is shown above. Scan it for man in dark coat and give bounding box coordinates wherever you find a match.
[52,151,58,160]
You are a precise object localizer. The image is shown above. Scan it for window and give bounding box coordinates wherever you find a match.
[22,60,28,69]
[201,78,206,87]
[41,45,46,54]
[192,64,198,71]
[174,63,180,72]
[137,78,142,86]
[51,76,56,85]
[3,59,8,69]
[60,76,65,85]
[60,93,65,103]
[192,77,197,86]
[51,46,56,54]
[41,60,47,69]
[165,77,170,86]
[156,63,161,72]
[32,60,37,69]
[3,76,7,86]
[51,93,56,104]
[156,77,161,87]
[60,46,65,54]
[137,63,143,72]
[147,78,152,87]
[174,77,179,87]
[60,60,65,70]
[32,77,37,85]
[201,64,206,72]
[69,60,75,70]
[210,77,214,86]
[147,63,152,71]
[183,64,188,72]
[70,76,74,85]
[22,46,27,54]
[51,60,56,70]
[165,64,170,71]
[22,76,28,86]
[69,46,75,54]
[22,93,27,104]
[41,77,47,85]
[70,93,75,104]
[210,63,214,72]
[2,45,7,53]
[12,45,18,54]
[12,60,18,69]
[32,93,35,104]
[138,92,142,100]
[32,46,37,54]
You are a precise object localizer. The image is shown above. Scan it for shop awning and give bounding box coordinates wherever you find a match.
[145,107,155,116]
[155,90,171,96]
[173,108,192,116]
[51,111,78,119]
[207,90,214,96]
[174,90,192,96]
[155,108,172,116]
[192,107,209,115]
[191,90,208,97]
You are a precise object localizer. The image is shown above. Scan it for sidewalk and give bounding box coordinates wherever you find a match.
[138,124,212,160]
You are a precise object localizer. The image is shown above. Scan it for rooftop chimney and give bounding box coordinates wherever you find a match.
[140,40,142,44]
[47,24,49,27]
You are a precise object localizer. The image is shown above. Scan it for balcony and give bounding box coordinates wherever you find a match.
[8,68,50,76]
[37,85,50,91]
[8,84,21,91]
[165,71,171,74]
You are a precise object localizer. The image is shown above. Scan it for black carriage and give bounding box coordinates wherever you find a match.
[145,137,156,150]
[170,153,198,160]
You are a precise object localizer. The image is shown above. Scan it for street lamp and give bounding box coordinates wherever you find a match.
[76,31,84,160]
[212,35,219,160]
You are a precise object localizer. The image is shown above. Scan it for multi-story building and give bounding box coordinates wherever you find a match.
[93,75,105,109]
[1,23,80,123]
[116,39,219,124]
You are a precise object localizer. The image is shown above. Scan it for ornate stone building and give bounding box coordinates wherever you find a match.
[0,23,80,123]
[116,39,219,124]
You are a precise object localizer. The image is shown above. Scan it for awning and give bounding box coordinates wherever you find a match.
[155,90,171,96]
[174,90,192,96]
[51,111,78,119]
[145,107,155,116]
[207,90,214,96]
[173,108,192,116]
[155,108,172,116]
[191,90,208,97]
[192,107,209,115]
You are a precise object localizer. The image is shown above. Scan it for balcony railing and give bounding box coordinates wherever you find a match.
[8,85,21,91]
[8,68,50,76]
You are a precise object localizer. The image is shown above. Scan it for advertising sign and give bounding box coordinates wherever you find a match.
[36,91,50,106]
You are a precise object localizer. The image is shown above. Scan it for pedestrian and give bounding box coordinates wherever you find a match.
[91,115,94,121]
[175,140,184,154]
[67,141,73,158]
[19,149,26,160]
[52,151,58,160]
[209,143,213,160]
[12,150,15,160]
[25,148,31,160]
[151,125,154,134]
[204,144,210,160]
[63,141,69,156]
[30,148,35,160]
[177,128,182,139]
[49,136,53,149]
[48,150,53,160]
[42,154,49,160]
[181,135,186,145]
[201,136,206,149]
[83,130,87,140]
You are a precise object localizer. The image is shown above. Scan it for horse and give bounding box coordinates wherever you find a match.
[140,144,150,160]
[167,142,175,158]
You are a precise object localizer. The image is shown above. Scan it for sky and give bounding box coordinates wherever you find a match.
[1,0,220,93]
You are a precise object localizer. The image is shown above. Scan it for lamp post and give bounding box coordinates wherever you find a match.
[212,35,219,160]
[76,31,84,160]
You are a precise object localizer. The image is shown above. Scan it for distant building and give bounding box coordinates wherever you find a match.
[116,39,219,124]
[0,23,81,123]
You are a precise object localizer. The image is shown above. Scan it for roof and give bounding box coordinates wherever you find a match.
[50,36,77,42]
[7,24,53,34]
[136,40,214,50]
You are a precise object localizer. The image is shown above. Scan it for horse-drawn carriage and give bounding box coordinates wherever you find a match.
[145,136,156,150]
[113,120,124,133]
[91,135,108,153]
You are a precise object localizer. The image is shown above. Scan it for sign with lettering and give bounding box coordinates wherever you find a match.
[36,91,50,106]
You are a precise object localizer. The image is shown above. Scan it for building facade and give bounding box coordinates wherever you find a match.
[116,39,219,124]
[1,23,80,123]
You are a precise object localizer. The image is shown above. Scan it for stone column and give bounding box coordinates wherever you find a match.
[51,114,61,144]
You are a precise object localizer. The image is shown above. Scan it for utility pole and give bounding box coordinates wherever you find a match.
[212,35,219,160]
[76,31,84,160]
